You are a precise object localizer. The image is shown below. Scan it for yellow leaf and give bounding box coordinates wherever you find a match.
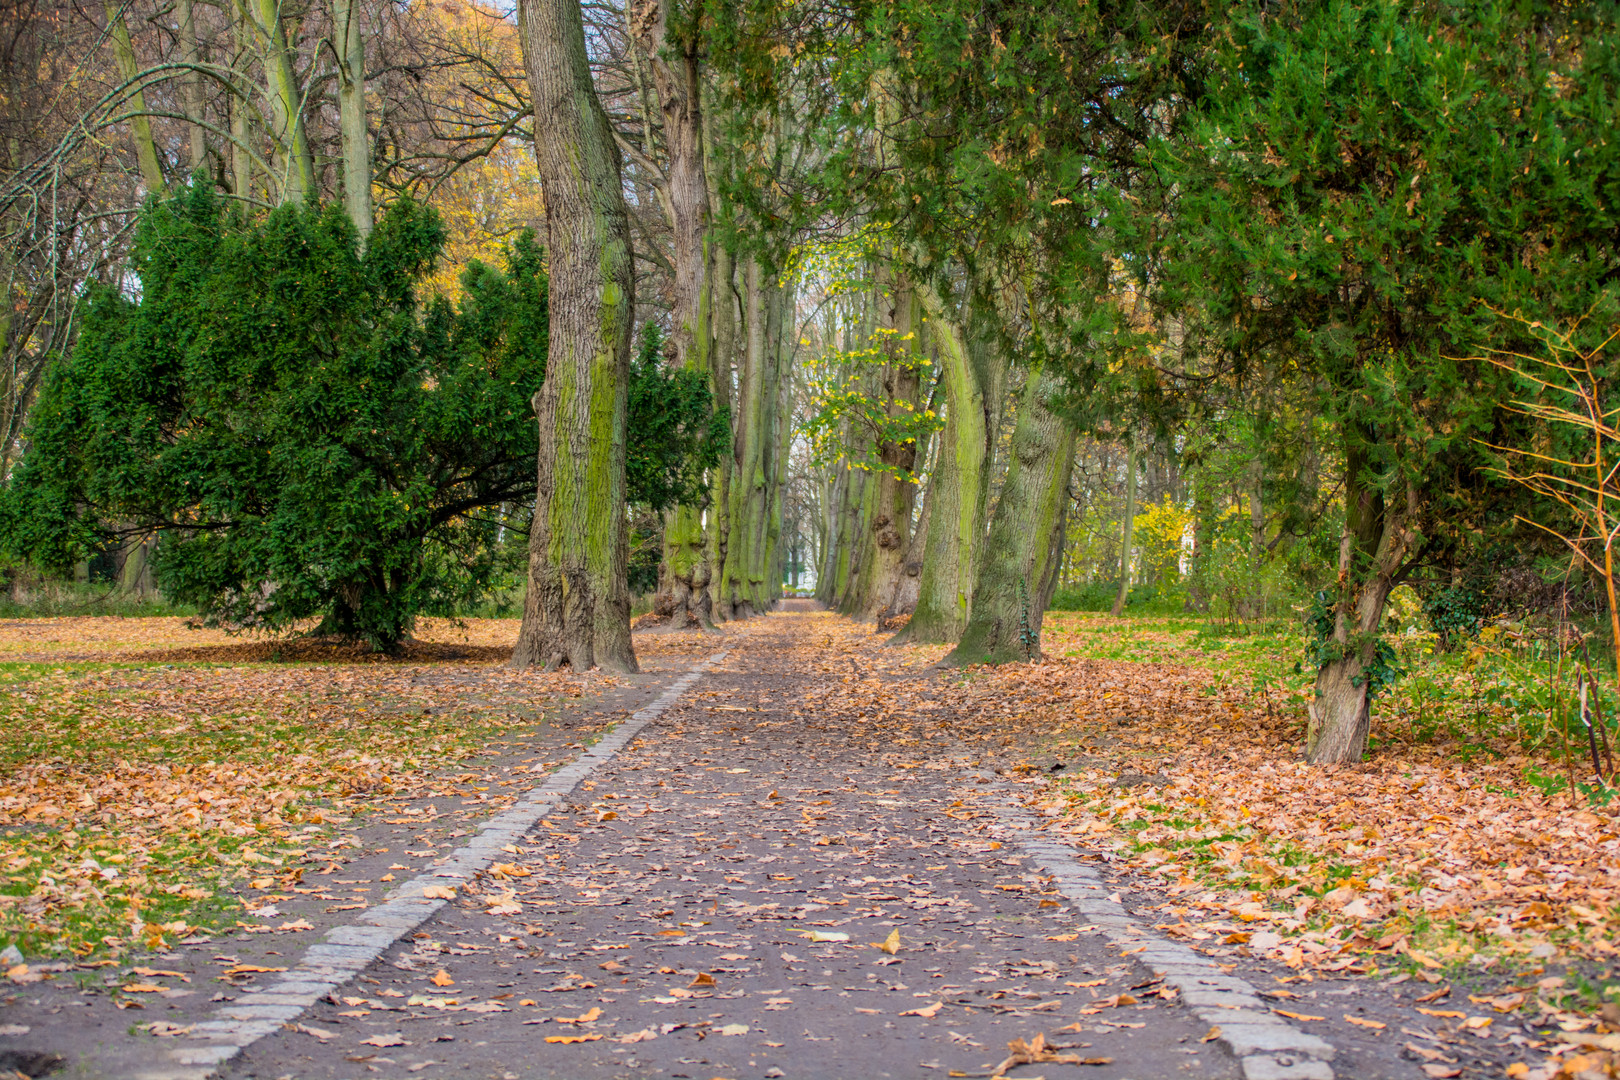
[877,929,901,955]
[1344,1015,1386,1030]
[421,885,456,900]
[688,972,716,988]
[544,1033,602,1044]
[431,969,454,987]
[900,1001,943,1018]
[1416,1007,1466,1019]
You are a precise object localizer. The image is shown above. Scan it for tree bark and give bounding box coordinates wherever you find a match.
[1306,441,1421,764]
[176,0,207,171]
[104,1,165,192]
[229,0,254,199]
[1110,437,1137,617]
[893,285,1000,643]
[857,267,925,618]
[945,366,1076,665]
[635,0,720,628]
[333,0,372,239]
[703,240,737,620]
[511,0,637,673]
[1186,463,1214,613]
[253,0,316,202]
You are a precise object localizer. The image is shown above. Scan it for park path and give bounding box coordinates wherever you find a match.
[222,611,1246,1080]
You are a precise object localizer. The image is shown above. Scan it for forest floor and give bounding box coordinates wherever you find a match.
[0,608,1611,1079]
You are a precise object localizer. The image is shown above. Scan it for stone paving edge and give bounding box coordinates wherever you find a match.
[132,648,732,1080]
[988,803,1337,1080]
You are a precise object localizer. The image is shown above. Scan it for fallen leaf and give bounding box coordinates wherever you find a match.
[1343,1015,1386,1030]
[877,929,901,955]
[543,1034,602,1044]
[901,1002,944,1018]
[359,1033,408,1047]
[421,885,456,900]
[1273,1009,1326,1022]
[1416,1008,1466,1019]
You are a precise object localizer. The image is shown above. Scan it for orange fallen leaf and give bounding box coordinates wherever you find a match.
[1273,1009,1326,1021]
[900,1001,944,1018]
[544,1033,602,1044]
[431,969,454,987]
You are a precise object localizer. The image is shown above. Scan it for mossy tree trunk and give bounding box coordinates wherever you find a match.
[103,1,164,192]
[718,263,789,617]
[636,0,719,629]
[856,268,926,620]
[892,286,1003,644]
[333,0,372,240]
[944,366,1075,665]
[252,0,316,202]
[511,0,637,673]
[704,241,737,619]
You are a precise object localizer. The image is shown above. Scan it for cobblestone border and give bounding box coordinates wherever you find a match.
[137,648,731,1080]
[988,803,1337,1080]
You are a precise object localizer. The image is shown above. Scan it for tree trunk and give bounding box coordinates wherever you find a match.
[1306,442,1421,763]
[1110,437,1137,617]
[636,0,720,628]
[176,0,207,171]
[945,367,1075,665]
[229,0,254,200]
[858,267,925,618]
[333,0,373,239]
[104,1,165,192]
[511,0,638,673]
[1186,465,1214,613]
[253,0,316,203]
[704,242,737,620]
[894,285,999,643]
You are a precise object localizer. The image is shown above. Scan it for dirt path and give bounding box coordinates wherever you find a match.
[221,613,1249,1080]
[7,610,1460,1079]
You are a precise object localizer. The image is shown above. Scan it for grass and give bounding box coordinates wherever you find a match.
[0,618,598,959]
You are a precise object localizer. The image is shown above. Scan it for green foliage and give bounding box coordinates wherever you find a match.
[1421,585,1488,650]
[1,189,544,651]
[2,195,729,649]
[800,325,940,479]
[625,322,729,512]
[1304,589,1403,699]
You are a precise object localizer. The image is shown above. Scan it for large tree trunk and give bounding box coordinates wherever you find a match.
[333,0,372,239]
[1110,437,1138,617]
[857,268,925,618]
[511,0,638,673]
[1306,442,1421,763]
[636,0,719,629]
[894,287,1001,643]
[945,367,1076,665]
[704,242,738,620]
[104,1,165,192]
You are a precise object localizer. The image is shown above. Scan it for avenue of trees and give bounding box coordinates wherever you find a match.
[0,0,1616,763]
